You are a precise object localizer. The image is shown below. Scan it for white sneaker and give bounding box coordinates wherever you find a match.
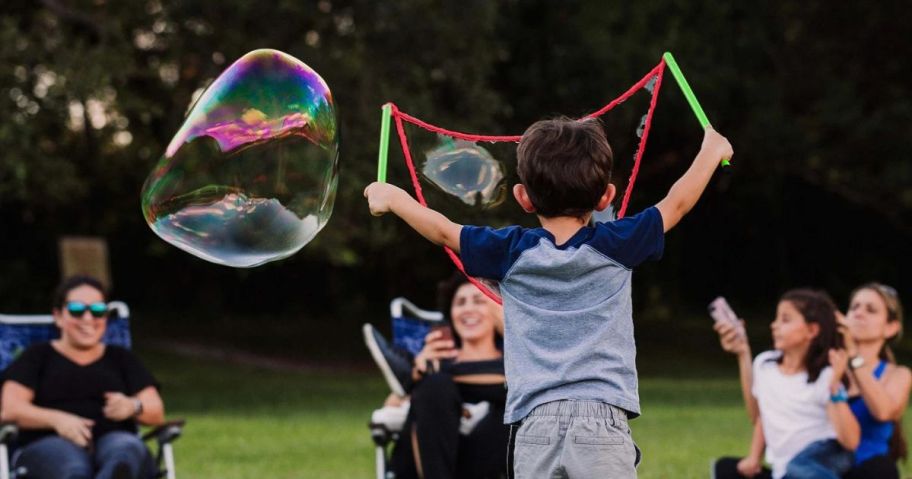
[371,401,411,433]
[459,401,490,435]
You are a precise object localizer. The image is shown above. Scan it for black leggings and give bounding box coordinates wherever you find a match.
[390,372,508,479]
[713,457,773,479]
[844,454,899,479]
[713,455,898,479]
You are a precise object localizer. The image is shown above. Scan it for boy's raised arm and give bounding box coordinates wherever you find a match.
[655,127,733,232]
[364,182,463,253]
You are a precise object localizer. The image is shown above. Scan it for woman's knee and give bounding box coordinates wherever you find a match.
[96,431,149,460]
[412,373,459,403]
[15,436,93,479]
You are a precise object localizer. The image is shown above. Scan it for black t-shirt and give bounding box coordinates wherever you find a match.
[3,343,158,446]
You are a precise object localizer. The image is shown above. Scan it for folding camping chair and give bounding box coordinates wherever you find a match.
[363,297,491,479]
[0,302,185,479]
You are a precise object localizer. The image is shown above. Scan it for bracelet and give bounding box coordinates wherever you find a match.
[132,398,144,417]
[830,386,848,403]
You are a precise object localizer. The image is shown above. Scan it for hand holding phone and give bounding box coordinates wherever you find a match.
[420,324,457,374]
[708,296,745,338]
[431,324,454,342]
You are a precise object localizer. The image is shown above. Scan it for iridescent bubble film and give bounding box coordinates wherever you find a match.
[141,49,339,267]
[421,137,506,208]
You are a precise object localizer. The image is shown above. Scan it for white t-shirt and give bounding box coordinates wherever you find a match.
[752,350,836,479]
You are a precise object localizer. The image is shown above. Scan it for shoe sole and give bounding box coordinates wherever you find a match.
[362,324,407,396]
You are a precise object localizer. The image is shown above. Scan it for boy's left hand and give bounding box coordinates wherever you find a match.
[364,182,405,216]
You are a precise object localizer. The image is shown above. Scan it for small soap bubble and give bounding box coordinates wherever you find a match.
[635,114,648,138]
[644,75,657,93]
[421,137,506,208]
[141,49,339,267]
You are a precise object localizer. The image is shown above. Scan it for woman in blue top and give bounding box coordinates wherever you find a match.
[715,282,909,478]
[840,283,909,478]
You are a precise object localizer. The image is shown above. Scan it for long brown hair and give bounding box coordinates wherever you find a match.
[778,289,841,383]
[850,282,907,462]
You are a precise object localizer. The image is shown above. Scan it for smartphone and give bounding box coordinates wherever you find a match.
[708,296,745,337]
[431,324,454,342]
[427,324,455,373]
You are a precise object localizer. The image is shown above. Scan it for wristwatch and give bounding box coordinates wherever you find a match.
[849,355,865,370]
[133,398,144,417]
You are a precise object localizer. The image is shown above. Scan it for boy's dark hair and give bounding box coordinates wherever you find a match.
[516,117,613,218]
[52,275,107,310]
[777,288,841,384]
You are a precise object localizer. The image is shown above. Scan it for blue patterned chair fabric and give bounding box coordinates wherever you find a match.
[391,315,434,356]
[0,312,131,372]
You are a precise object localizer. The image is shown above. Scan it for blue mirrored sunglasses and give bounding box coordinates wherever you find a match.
[65,301,109,319]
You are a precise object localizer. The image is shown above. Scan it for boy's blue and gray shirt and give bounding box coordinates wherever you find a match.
[460,206,665,423]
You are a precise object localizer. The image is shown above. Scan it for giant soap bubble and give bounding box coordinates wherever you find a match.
[141,49,339,267]
[421,137,506,209]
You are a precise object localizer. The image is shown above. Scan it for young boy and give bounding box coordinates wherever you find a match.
[365,118,733,478]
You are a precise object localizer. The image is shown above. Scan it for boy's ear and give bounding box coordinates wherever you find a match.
[513,184,536,213]
[595,184,617,212]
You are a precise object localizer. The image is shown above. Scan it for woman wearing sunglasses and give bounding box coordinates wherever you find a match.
[1,276,165,479]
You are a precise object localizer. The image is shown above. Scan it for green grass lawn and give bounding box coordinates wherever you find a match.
[142,347,912,478]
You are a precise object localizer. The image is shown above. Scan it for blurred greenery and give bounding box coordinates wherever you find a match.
[1,0,910,358]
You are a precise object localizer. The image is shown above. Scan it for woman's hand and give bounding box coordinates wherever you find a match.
[736,456,762,477]
[52,411,94,448]
[829,348,849,385]
[103,392,138,421]
[413,329,459,378]
[835,312,859,357]
[714,320,750,356]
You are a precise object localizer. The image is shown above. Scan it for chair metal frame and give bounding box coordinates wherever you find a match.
[368,297,444,479]
[0,302,184,479]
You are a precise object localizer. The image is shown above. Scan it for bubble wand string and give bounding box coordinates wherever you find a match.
[379,60,666,305]
[377,103,392,182]
[662,52,730,166]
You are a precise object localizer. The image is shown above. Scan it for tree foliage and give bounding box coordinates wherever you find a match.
[1,0,909,328]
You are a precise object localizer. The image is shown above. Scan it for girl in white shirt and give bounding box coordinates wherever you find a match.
[735,289,860,479]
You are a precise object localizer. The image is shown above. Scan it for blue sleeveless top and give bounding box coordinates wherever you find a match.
[849,361,894,464]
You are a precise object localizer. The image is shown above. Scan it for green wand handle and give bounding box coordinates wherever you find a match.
[377,103,392,182]
[663,52,730,166]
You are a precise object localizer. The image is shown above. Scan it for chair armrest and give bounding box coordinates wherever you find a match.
[142,419,186,445]
[0,421,17,444]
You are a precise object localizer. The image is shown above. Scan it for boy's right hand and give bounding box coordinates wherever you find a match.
[364,182,405,216]
[701,127,733,163]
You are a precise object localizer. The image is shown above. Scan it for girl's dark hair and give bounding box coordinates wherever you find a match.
[52,275,107,310]
[778,288,841,383]
[850,282,907,462]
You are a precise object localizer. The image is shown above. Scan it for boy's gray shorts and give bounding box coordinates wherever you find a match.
[510,400,641,479]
